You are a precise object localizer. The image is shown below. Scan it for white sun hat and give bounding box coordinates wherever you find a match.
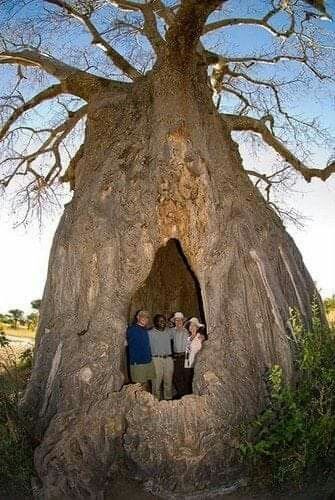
[172,311,185,322]
[188,317,205,328]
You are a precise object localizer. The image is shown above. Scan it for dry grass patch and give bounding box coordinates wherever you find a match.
[2,327,36,340]
[327,310,335,328]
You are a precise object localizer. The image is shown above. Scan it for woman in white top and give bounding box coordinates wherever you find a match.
[184,317,206,393]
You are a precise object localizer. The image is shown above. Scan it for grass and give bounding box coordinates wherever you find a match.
[327,310,335,328]
[1,326,36,340]
[0,337,35,497]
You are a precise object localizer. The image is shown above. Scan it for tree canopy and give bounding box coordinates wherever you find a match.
[8,308,24,328]
[30,299,42,310]
[0,0,334,222]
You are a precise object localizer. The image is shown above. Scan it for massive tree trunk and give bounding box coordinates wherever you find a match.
[22,57,317,499]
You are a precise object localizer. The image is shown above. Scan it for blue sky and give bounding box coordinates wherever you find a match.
[0,0,334,313]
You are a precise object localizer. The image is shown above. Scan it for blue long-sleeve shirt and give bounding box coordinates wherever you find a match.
[126,324,152,365]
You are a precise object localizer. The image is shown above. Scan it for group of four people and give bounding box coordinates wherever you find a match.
[126,310,206,400]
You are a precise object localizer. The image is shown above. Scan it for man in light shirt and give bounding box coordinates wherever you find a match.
[170,311,189,398]
[148,314,174,400]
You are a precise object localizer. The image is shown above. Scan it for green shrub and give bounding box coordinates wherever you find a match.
[0,335,34,497]
[240,299,335,488]
[0,330,9,347]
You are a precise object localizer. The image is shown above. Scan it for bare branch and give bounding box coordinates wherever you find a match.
[203,8,294,38]
[0,104,87,189]
[45,0,142,79]
[204,50,331,80]
[141,4,164,53]
[223,114,335,182]
[108,0,144,11]
[1,0,334,223]
[0,49,113,98]
[110,1,166,53]
[219,86,251,114]
[151,0,176,25]
[0,84,64,142]
[109,0,176,25]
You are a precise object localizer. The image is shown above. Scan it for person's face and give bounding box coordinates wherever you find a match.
[137,314,149,327]
[154,316,166,331]
[189,323,197,336]
[175,318,183,329]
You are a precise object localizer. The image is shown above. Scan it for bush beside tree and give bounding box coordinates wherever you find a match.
[0,333,35,497]
[241,300,335,491]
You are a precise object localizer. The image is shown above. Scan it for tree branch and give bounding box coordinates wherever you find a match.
[165,0,225,55]
[0,49,115,99]
[151,0,176,25]
[0,84,64,142]
[141,4,165,53]
[110,1,166,53]
[223,114,335,182]
[203,8,295,38]
[219,86,251,114]
[45,0,142,80]
[204,50,310,69]
[109,0,175,24]
[0,104,87,190]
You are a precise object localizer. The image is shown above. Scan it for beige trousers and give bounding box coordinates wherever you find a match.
[152,357,174,400]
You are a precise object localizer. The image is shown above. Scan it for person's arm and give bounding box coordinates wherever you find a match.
[147,329,155,358]
[125,326,129,347]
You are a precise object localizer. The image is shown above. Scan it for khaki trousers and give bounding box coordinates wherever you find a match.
[152,357,174,400]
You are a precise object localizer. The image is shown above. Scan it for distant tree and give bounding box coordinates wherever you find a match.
[27,312,39,331]
[30,300,42,311]
[29,300,41,330]
[0,313,12,325]
[8,309,24,329]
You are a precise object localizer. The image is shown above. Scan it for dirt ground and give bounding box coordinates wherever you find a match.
[108,477,335,500]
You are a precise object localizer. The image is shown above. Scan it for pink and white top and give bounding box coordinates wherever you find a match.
[184,333,203,368]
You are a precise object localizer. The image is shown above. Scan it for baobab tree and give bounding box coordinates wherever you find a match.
[0,0,334,497]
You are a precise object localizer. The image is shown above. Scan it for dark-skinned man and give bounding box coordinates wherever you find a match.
[148,314,174,400]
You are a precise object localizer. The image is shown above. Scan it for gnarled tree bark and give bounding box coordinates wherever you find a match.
[21,54,317,498]
[1,0,331,497]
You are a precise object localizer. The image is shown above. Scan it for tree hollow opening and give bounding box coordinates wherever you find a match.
[129,239,205,324]
[125,239,206,397]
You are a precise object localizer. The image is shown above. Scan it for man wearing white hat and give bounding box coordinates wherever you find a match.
[170,311,189,398]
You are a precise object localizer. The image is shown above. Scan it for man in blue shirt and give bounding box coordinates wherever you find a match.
[126,310,156,390]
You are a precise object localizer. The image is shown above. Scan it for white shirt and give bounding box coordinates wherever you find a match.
[184,334,203,368]
[170,327,188,354]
